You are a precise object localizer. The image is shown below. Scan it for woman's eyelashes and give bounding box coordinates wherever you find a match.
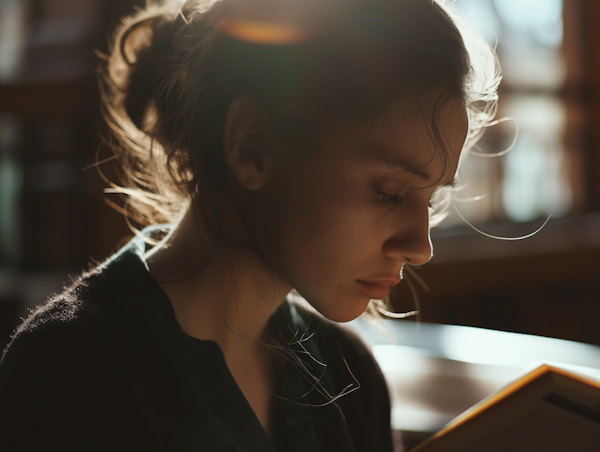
[375,184,437,208]
[376,187,405,204]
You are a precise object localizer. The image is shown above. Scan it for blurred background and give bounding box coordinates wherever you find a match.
[391,0,600,347]
[1,0,599,448]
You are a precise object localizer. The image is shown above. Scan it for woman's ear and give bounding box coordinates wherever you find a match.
[223,97,275,191]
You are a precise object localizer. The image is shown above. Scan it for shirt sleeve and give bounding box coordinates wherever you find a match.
[0,325,156,452]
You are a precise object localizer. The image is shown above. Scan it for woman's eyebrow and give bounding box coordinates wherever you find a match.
[366,156,432,181]
[366,155,457,188]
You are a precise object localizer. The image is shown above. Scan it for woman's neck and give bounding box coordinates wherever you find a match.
[146,206,290,362]
[146,206,290,436]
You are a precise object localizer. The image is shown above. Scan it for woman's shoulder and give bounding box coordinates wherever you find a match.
[12,270,108,337]
[0,271,119,441]
[6,264,132,353]
[2,234,167,371]
[9,231,170,348]
[0,268,130,395]
[0,240,176,451]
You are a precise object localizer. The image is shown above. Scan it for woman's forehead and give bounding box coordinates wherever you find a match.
[344,97,468,181]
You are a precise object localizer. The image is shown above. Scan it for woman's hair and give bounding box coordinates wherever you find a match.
[101,0,500,242]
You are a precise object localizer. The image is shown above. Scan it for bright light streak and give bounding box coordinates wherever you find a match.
[220,21,306,44]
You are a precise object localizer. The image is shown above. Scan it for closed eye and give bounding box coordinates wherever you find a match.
[376,188,403,205]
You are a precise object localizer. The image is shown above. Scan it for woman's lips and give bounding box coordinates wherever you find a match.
[356,280,394,299]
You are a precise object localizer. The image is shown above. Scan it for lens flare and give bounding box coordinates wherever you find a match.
[220,21,306,44]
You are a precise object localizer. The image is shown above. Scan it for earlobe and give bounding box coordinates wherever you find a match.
[223,97,273,191]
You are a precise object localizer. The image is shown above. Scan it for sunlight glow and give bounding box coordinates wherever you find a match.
[220,21,306,44]
[493,0,562,30]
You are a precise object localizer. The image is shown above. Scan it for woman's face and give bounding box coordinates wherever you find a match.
[254,96,468,322]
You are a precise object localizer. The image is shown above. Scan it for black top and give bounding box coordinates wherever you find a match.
[0,234,396,452]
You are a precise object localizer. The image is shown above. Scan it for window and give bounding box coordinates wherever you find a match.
[442,0,574,227]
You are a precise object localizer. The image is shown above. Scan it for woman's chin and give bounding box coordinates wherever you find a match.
[308,296,372,323]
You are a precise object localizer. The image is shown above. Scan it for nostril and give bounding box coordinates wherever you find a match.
[382,237,431,265]
[398,236,432,266]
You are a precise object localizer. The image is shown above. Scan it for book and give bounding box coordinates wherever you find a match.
[409,364,600,452]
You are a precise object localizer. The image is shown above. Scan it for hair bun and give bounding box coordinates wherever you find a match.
[116,14,183,130]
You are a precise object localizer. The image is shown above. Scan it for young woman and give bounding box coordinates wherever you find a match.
[0,0,499,450]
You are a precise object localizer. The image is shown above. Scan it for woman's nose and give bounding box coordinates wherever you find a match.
[382,204,433,266]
